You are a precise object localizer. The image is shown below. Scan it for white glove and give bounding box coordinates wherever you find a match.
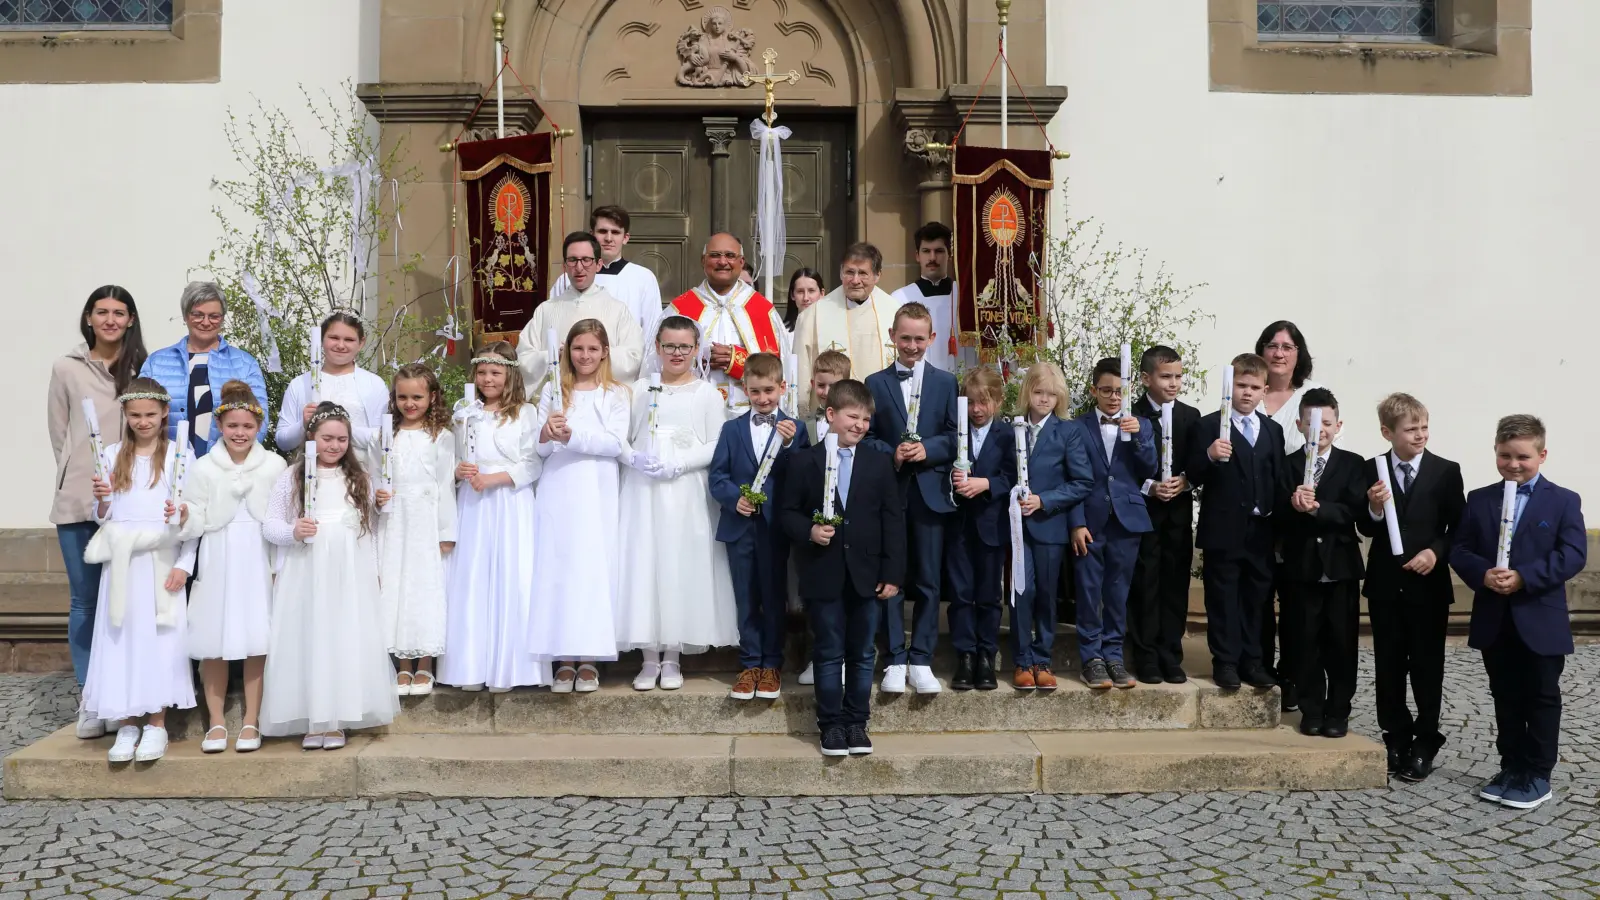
[643,457,682,481]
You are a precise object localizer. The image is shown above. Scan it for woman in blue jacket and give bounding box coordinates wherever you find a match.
[140,281,268,456]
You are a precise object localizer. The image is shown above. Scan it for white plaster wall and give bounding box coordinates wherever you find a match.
[3,0,379,527]
[1046,0,1599,503]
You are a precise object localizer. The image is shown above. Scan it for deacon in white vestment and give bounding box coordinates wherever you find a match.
[517,234,645,393]
[793,242,899,417]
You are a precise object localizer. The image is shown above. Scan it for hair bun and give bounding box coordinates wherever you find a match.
[218,379,256,407]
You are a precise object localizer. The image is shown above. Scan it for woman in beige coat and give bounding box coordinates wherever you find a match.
[47,285,148,739]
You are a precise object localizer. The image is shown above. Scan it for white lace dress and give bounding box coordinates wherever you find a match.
[378,427,456,659]
[181,442,284,661]
[81,444,198,721]
[526,386,630,661]
[614,378,738,652]
[259,467,398,735]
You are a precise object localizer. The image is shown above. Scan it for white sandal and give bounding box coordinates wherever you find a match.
[235,725,262,753]
[395,671,414,696]
[200,725,229,754]
[575,664,601,693]
[322,730,346,751]
[410,671,435,696]
[633,662,661,691]
[551,666,577,694]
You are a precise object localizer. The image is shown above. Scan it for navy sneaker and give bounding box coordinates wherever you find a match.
[1499,774,1553,810]
[1477,769,1514,802]
[820,726,849,757]
[846,725,873,756]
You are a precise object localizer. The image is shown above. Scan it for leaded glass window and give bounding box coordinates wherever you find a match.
[0,0,173,30]
[1258,1,1436,42]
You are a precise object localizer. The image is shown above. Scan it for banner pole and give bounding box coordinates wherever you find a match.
[493,2,506,139]
[998,0,1010,150]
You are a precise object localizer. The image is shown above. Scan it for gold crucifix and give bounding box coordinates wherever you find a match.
[739,48,800,126]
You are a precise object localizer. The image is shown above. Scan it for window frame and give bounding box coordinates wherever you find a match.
[1255,1,1437,44]
[0,0,175,32]
[0,0,219,84]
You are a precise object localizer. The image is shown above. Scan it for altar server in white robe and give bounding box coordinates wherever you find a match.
[438,344,548,693]
[274,312,391,465]
[615,315,737,690]
[793,242,899,417]
[528,318,632,693]
[518,231,646,393]
[176,379,285,754]
[889,222,974,373]
[546,205,664,332]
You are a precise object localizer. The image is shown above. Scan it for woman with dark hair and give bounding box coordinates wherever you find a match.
[139,281,269,458]
[782,267,825,332]
[1255,320,1323,454]
[47,285,150,738]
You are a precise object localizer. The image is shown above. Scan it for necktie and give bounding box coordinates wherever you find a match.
[895,368,913,381]
[837,447,854,508]
[1397,460,1414,494]
[752,413,776,427]
[1313,455,1325,485]
[1238,415,1255,446]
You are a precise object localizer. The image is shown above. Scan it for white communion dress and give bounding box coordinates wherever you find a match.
[179,441,285,661]
[259,466,399,735]
[378,427,457,659]
[614,378,738,652]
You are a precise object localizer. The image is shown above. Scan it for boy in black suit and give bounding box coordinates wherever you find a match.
[946,366,1015,691]
[1127,345,1200,684]
[1276,388,1366,738]
[1185,353,1286,691]
[1358,393,1465,781]
[782,379,906,757]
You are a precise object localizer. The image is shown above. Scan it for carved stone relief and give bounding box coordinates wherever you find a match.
[903,127,954,184]
[675,5,756,87]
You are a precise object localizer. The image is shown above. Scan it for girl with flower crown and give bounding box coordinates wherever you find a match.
[260,401,398,750]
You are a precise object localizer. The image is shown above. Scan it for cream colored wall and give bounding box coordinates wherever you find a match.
[1047,0,1599,502]
[3,0,379,527]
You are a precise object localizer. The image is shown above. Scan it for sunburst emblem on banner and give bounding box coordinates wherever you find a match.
[980,188,1025,322]
[491,174,531,235]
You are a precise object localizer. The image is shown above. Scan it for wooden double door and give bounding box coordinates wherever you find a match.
[586,115,853,304]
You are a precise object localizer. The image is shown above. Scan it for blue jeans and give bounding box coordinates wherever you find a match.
[808,582,881,730]
[56,521,102,686]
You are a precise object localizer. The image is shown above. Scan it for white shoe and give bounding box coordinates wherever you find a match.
[908,665,942,694]
[75,699,105,740]
[107,725,140,762]
[458,682,485,692]
[235,725,261,753]
[575,664,601,693]
[487,686,512,694]
[633,662,660,691]
[200,725,229,753]
[302,733,325,750]
[880,664,907,693]
[551,667,576,693]
[798,662,815,685]
[322,730,346,751]
[410,672,435,696]
[659,661,684,690]
[133,725,168,762]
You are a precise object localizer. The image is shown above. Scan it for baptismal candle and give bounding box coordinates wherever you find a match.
[81,397,107,482]
[1217,365,1234,462]
[1118,342,1132,442]
[1301,407,1322,487]
[308,323,324,404]
[169,420,190,525]
[1496,479,1517,568]
[956,396,970,470]
[1372,454,1404,556]
[303,439,318,544]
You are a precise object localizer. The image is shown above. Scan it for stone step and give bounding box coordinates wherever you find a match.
[4,726,1386,799]
[152,672,1280,740]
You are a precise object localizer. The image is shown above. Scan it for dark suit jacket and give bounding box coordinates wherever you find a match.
[781,442,907,600]
[1355,450,1465,605]
[1133,395,1200,521]
[953,421,1016,548]
[1066,410,1158,536]
[864,363,959,514]
[1452,477,1586,656]
[1017,416,1095,545]
[708,409,812,543]
[1186,409,1288,552]
[1275,445,1367,582]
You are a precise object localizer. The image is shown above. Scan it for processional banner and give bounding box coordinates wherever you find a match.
[951,145,1053,362]
[459,132,553,340]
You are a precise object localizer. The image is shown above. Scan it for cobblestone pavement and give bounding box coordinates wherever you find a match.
[0,646,1596,899]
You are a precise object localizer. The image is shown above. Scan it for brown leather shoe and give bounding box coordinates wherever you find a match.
[1033,665,1058,690]
[1013,666,1036,690]
[755,667,782,700]
[730,667,759,700]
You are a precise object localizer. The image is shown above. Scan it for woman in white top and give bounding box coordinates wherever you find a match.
[275,312,390,461]
[1255,320,1323,456]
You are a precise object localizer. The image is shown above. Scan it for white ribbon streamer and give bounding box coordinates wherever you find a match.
[239,272,282,373]
[749,120,792,286]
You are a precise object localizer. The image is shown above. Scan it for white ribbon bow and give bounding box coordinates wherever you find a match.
[749,120,792,287]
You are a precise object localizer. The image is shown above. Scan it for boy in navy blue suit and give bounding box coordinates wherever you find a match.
[945,366,1015,691]
[863,302,958,695]
[709,352,811,703]
[1450,414,1586,810]
[782,379,905,756]
[1069,358,1158,689]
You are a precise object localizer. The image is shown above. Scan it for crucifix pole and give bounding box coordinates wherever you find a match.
[739,48,800,304]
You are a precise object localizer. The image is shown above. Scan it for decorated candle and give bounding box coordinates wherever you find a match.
[462,383,478,463]
[1372,454,1404,556]
[308,322,324,404]
[1217,365,1234,462]
[303,439,318,544]
[1159,403,1173,482]
[1301,407,1323,487]
[169,420,190,524]
[81,397,107,483]
[822,433,840,521]
[1118,342,1133,442]
[1496,479,1517,568]
[955,396,970,471]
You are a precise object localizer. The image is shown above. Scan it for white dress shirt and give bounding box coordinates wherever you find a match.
[1098,412,1119,462]
[1370,449,1425,520]
[749,415,776,461]
[970,420,992,461]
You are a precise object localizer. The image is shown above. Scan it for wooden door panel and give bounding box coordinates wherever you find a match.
[733,120,851,312]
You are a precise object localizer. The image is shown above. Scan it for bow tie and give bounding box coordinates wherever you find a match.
[753,413,777,427]
[1517,482,1534,496]
[895,368,914,381]
[1100,416,1119,426]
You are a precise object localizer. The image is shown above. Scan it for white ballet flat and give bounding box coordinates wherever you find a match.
[322,730,346,751]
[409,672,435,696]
[633,662,661,691]
[395,672,413,696]
[200,725,228,754]
[575,664,601,693]
[551,667,577,693]
[301,733,325,750]
[235,725,261,753]
[659,661,684,691]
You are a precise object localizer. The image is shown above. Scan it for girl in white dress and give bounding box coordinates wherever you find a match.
[273,311,390,462]
[379,363,457,696]
[439,342,548,692]
[260,402,399,749]
[82,377,197,763]
[615,316,737,690]
[528,318,631,693]
[175,379,284,754]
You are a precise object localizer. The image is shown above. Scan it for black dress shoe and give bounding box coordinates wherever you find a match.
[1279,682,1299,713]
[1135,666,1163,685]
[1240,664,1278,689]
[951,653,975,691]
[1213,664,1241,690]
[1160,662,1188,684]
[973,653,998,691]
[1386,745,1409,776]
[1298,716,1324,737]
[1320,719,1348,739]
[1396,750,1435,783]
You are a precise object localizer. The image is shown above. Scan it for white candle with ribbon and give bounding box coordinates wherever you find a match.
[903,362,924,442]
[782,347,799,418]
[955,396,970,471]
[1009,416,1031,602]
[1159,402,1173,482]
[748,429,781,500]
[462,383,478,463]
[1118,341,1133,442]
[302,439,318,544]
[1301,407,1323,487]
[1496,479,1517,568]
[81,397,108,483]
[1372,454,1404,556]
[1013,417,1031,493]
[821,433,840,521]
[1217,365,1234,463]
[379,414,395,505]
[545,326,562,409]
[647,372,662,457]
[308,322,324,405]
[168,420,190,525]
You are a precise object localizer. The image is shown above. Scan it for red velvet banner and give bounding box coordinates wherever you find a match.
[951,145,1053,361]
[459,132,553,339]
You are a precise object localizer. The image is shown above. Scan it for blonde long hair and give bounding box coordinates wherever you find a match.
[559,318,628,409]
[1020,362,1071,418]
[111,376,170,492]
[470,342,527,423]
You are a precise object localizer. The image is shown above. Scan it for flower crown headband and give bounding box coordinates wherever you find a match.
[117,390,171,404]
[308,404,351,430]
[215,400,265,418]
[470,355,511,367]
